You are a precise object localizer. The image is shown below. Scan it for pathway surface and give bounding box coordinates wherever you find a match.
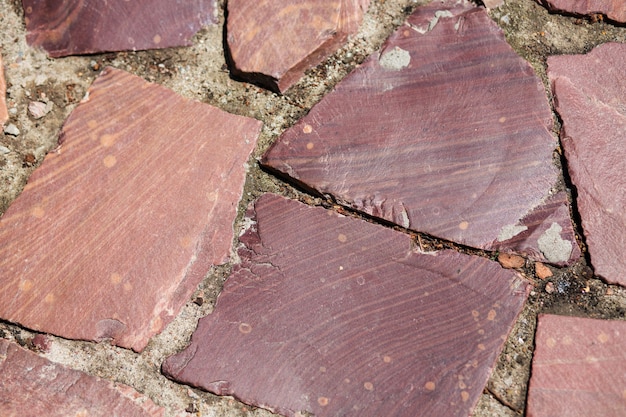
[0,1,625,416]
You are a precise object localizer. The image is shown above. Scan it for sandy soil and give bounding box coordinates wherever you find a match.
[0,0,625,416]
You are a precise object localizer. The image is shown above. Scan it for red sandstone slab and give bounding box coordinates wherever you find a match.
[547,43,626,285]
[226,0,370,93]
[22,0,216,57]
[0,53,8,125]
[262,0,575,264]
[163,193,529,417]
[0,67,262,351]
[0,339,164,416]
[527,314,626,417]
[537,0,626,23]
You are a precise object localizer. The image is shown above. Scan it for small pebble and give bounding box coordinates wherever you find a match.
[0,145,10,154]
[28,101,53,119]
[535,262,553,279]
[545,281,555,294]
[4,123,20,136]
[498,252,525,269]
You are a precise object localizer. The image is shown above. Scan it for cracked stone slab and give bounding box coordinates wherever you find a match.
[0,339,164,416]
[22,0,216,57]
[262,0,574,264]
[536,0,626,23]
[163,193,529,417]
[527,314,626,417]
[547,43,626,285]
[0,67,262,351]
[226,0,370,93]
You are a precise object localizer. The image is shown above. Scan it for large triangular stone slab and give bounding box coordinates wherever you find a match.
[0,67,262,351]
[0,339,164,416]
[22,0,216,57]
[527,314,626,417]
[163,193,529,417]
[547,43,626,285]
[226,0,370,93]
[262,0,574,263]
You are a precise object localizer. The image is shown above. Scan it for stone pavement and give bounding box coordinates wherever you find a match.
[0,1,625,416]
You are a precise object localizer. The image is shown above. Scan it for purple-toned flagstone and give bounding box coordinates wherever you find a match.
[22,0,216,57]
[537,0,626,23]
[0,67,262,351]
[527,314,626,417]
[0,339,164,416]
[262,0,577,264]
[226,0,370,93]
[548,43,626,285]
[163,193,529,417]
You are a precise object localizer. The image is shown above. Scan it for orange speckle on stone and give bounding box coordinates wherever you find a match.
[318,396,329,406]
[487,309,497,321]
[302,124,313,134]
[383,355,392,363]
[19,280,33,292]
[338,233,347,243]
[179,235,193,248]
[477,343,485,351]
[87,120,98,129]
[153,34,162,44]
[44,293,55,303]
[110,272,122,285]
[319,366,326,373]
[546,337,557,348]
[31,206,45,218]
[425,381,436,391]
[239,322,252,334]
[471,310,479,319]
[306,142,314,150]
[103,155,117,168]
[622,389,626,399]
[597,332,609,344]
[499,116,506,123]
[344,378,351,384]
[364,382,374,391]
[478,329,485,335]
[562,335,573,345]
[100,134,116,147]
[459,221,469,230]
[459,381,467,389]
[123,282,133,292]
[461,391,469,402]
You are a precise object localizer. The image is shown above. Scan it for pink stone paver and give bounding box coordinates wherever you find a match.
[547,42,626,286]
[0,339,164,416]
[537,0,626,23]
[164,193,529,417]
[262,0,578,265]
[226,0,370,93]
[23,0,216,57]
[0,67,262,352]
[527,314,626,417]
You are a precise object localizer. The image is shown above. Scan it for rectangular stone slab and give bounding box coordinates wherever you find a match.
[0,67,262,351]
[163,193,529,417]
[23,0,216,57]
[547,42,626,285]
[527,314,626,417]
[0,339,164,416]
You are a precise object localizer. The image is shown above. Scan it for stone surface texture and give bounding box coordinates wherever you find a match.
[0,67,262,352]
[547,42,626,286]
[22,0,216,57]
[0,339,164,416]
[226,0,370,92]
[0,52,8,125]
[537,0,626,23]
[527,314,626,417]
[164,193,529,417]
[262,0,576,264]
